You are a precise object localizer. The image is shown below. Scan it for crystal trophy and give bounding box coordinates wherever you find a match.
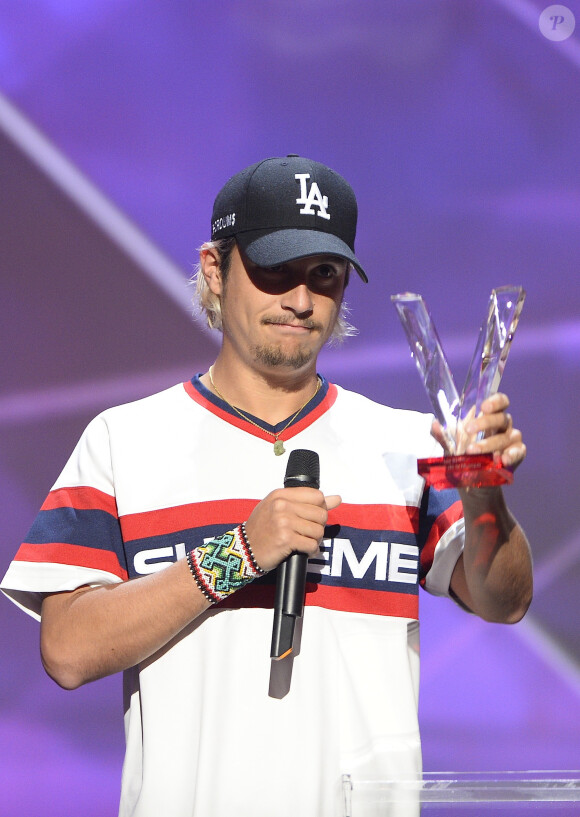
[391,286,525,489]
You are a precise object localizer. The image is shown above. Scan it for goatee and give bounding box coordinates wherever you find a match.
[251,344,314,369]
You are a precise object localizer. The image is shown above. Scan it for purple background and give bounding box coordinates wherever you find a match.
[1,2,579,813]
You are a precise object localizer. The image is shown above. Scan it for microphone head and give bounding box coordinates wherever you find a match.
[284,449,320,489]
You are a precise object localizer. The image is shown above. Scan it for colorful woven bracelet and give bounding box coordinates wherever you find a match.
[186,523,266,604]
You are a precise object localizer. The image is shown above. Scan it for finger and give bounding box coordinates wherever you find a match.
[277,486,328,507]
[288,532,327,557]
[430,420,454,454]
[480,392,510,414]
[430,419,444,445]
[467,410,512,439]
[499,431,527,469]
[468,424,522,460]
[324,494,342,511]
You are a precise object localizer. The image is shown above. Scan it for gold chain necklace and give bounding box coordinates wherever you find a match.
[208,366,321,456]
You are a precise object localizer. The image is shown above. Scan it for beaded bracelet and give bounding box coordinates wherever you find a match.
[186,523,266,604]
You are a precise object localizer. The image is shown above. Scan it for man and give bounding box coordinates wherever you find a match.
[1,155,532,817]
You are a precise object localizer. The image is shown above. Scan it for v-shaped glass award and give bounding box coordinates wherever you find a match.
[391,286,525,489]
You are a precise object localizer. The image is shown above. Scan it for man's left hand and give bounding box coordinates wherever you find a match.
[431,392,526,470]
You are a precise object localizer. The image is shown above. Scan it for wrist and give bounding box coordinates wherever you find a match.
[458,485,508,516]
[186,524,266,604]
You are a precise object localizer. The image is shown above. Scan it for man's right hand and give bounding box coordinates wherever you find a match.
[244,488,341,572]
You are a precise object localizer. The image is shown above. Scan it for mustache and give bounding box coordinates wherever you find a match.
[261,316,323,331]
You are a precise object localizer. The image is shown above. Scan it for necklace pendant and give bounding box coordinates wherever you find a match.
[273,439,285,456]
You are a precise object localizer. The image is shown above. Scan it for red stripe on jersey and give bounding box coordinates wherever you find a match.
[182,380,338,443]
[14,542,128,580]
[183,380,265,438]
[41,486,118,517]
[219,580,418,619]
[120,498,417,541]
[121,499,260,540]
[305,582,417,618]
[328,503,419,533]
[420,499,464,575]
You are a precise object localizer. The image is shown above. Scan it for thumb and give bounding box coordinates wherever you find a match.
[324,494,342,511]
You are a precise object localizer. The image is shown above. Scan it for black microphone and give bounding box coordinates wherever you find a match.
[270,449,320,660]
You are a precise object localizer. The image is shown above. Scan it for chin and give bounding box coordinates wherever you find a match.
[251,343,315,370]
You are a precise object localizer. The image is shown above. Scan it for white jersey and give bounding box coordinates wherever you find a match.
[1,377,465,817]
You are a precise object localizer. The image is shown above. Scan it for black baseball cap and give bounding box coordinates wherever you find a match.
[211,155,368,282]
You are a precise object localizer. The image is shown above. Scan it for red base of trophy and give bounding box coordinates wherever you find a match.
[417,453,514,490]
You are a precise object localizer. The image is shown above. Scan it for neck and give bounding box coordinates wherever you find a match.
[203,354,320,426]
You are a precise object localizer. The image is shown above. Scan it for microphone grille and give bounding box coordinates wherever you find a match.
[285,449,320,488]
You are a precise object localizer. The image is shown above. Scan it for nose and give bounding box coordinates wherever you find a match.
[281,282,314,317]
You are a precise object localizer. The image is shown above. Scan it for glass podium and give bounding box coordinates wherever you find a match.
[341,771,580,815]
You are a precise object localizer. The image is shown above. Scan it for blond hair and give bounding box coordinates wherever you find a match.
[192,237,357,344]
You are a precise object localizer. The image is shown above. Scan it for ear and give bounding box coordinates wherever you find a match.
[199,243,223,296]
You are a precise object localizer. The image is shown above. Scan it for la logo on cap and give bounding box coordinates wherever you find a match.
[295,173,330,220]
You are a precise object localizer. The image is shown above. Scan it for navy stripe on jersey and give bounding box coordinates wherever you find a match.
[126,521,421,596]
[23,506,128,576]
[418,486,461,544]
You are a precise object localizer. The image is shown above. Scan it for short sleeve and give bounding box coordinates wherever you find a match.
[1,414,128,620]
[418,485,465,598]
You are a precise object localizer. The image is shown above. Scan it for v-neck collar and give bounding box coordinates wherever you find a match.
[183,374,337,445]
